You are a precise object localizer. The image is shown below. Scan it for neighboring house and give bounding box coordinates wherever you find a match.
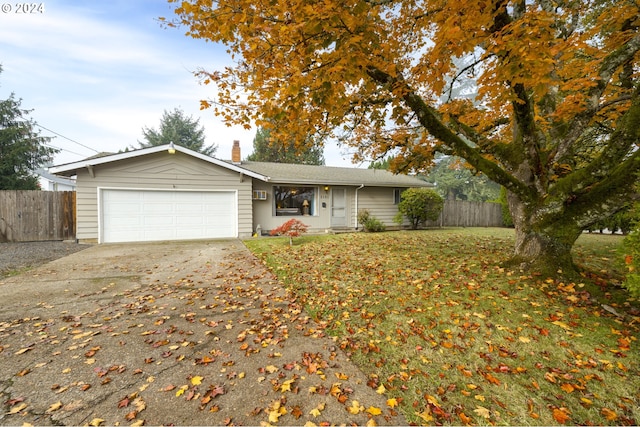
[49,142,432,243]
[36,167,77,191]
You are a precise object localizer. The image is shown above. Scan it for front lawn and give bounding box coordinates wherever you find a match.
[245,228,639,426]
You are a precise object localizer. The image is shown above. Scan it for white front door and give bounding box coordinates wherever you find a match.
[330,188,346,227]
[101,189,237,243]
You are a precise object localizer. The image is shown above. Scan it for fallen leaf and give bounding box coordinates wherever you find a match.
[367,406,382,416]
[88,418,104,426]
[425,394,441,407]
[268,401,287,423]
[348,400,364,415]
[118,397,130,408]
[190,376,203,385]
[16,368,30,377]
[175,385,188,397]
[14,347,33,355]
[601,408,617,421]
[265,365,278,374]
[280,378,295,392]
[552,408,571,424]
[560,383,575,393]
[580,397,593,406]
[133,397,146,412]
[459,412,472,425]
[9,403,28,414]
[386,398,398,408]
[474,406,491,419]
[309,402,325,417]
[415,410,433,423]
[291,405,303,419]
[552,320,572,330]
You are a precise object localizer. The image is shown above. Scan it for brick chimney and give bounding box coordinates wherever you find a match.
[231,140,241,163]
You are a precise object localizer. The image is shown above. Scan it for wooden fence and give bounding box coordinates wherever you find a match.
[0,191,76,242]
[427,200,504,227]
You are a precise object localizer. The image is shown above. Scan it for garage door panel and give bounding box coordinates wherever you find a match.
[101,189,236,243]
[144,216,176,227]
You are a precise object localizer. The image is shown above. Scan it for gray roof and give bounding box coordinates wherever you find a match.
[36,168,77,187]
[238,161,432,188]
[49,143,430,188]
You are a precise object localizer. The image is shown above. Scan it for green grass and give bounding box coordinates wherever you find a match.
[245,228,639,426]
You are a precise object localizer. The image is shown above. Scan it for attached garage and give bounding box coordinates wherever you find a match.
[48,144,266,243]
[100,189,237,243]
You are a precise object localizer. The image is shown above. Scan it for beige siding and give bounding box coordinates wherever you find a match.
[252,182,406,233]
[357,187,404,227]
[251,181,360,233]
[75,152,252,241]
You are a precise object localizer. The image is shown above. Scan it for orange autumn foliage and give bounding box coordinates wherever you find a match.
[167,0,640,274]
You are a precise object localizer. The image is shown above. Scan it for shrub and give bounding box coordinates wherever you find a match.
[498,187,514,227]
[269,218,309,246]
[622,228,640,298]
[393,188,443,229]
[588,205,636,234]
[357,209,386,232]
[621,203,640,298]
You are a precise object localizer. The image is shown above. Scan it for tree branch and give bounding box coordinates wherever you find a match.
[553,33,640,165]
[365,65,534,201]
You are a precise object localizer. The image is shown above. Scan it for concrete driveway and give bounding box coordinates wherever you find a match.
[0,240,404,426]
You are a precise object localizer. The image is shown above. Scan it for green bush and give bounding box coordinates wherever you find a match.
[498,187,514,227]
[622,228,640,298]
[393,188,443,229]
[358,209,386,232]
[588,205,635,234]
[621,203,640,298]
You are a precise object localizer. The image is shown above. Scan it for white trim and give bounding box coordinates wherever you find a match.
[354,184,365,229]
[97,186,238,243]
[50,144,270,182]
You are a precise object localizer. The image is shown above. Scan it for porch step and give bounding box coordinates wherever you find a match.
[327,227,358,234]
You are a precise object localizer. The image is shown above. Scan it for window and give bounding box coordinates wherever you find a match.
[252,190,267,200]
[274,186,316,216]
[393,188,403,205]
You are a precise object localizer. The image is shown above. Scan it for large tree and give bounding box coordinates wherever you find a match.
[1,66,57,190]
[138,108,217,156]
[247,127,325,165]
[168,0,640,276]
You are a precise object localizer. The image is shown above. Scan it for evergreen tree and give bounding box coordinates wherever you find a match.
[138,108,217,156]
[0,67,57,190]
[246,127,324,165]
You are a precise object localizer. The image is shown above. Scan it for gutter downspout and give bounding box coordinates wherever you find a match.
[354,184,365,229]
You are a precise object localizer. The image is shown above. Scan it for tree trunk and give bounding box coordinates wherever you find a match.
[507,191,583,278]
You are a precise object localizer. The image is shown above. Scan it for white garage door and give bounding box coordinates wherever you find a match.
[101,189,237,243]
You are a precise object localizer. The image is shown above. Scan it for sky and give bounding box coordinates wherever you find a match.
[0,0,360,167]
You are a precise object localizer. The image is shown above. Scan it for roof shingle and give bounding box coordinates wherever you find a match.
[237,161,431,187]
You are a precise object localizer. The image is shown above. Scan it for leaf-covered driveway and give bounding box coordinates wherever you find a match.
[0,240,402,426]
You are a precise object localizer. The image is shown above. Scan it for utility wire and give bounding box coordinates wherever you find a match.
[36,123,100,154]
[44,143,86,158]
